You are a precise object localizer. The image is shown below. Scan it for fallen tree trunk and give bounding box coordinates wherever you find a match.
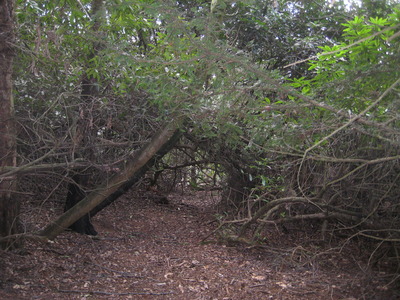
[39,120,182,240]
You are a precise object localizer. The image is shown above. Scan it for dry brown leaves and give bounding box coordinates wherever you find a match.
[0,190,398,299]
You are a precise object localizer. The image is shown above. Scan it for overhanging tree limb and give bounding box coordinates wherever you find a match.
[303,77,400,156]
[39,120,183,240]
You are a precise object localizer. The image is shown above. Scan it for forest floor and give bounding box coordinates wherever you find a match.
[0,189,398,299]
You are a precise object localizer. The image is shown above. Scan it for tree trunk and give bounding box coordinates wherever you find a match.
[64,173,98,235]
[89,127,182,217]
[64,0,105,235]
[40,120,182,240]
[63,75,99,235]
[0,0,19,249]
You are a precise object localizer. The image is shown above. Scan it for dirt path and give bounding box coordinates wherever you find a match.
[0,191,397,299]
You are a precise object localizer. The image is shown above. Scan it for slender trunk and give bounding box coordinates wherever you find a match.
[65,0,105,235]
[0,0,19,249]
[90,127,182,217]
[40,121,182,240]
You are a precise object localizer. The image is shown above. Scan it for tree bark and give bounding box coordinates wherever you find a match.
[89,126,182,217]
[64,0,105,235]
[0,0,19,249]
[64,173,98,235]
[40,120,182,240]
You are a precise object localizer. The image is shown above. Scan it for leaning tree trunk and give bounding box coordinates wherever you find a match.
[40,120,182,240]
[89,126,182,217]
[0,0,19,249]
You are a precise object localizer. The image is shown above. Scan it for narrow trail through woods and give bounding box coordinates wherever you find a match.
[0,191,396,299]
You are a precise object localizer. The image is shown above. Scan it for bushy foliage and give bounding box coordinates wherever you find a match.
[7,0,400,278]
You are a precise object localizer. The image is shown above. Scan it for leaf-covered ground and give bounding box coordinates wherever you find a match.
[0,190,398,299]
